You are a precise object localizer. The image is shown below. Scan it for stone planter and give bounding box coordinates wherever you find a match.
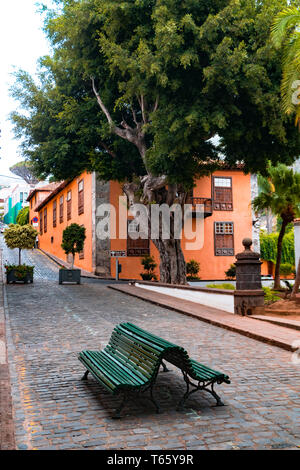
[6,269,33,284]
[59,268,81,285]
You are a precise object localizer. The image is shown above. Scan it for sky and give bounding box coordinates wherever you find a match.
[0,1,53,183]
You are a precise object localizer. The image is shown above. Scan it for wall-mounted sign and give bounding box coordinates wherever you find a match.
[110,250,126,257]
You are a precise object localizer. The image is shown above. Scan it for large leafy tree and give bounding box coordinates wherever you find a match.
[271,5,300,123]
[253,162,300,290]
[10,0,300,284]
[9,162,39,185]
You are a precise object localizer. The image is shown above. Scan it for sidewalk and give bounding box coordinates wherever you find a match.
[108,284,300,352]
[0,249,15,450]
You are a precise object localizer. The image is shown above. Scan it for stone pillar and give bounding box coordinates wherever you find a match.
[294,219,300,273]
[234,238,265,316]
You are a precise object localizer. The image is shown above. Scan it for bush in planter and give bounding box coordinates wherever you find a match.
[16,206,29,225]
[186,259,200,281]
[61,223,86,269]
[4,224,37,282]
[140,255,158,281]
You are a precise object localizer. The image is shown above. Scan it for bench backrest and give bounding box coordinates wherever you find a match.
[104,324,167,383]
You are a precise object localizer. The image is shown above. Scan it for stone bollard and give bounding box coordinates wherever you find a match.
[234,238,265,316]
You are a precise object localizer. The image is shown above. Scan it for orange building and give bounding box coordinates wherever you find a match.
[28,169,255,281]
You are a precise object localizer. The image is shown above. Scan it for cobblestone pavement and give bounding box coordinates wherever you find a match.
[1,237,300,450]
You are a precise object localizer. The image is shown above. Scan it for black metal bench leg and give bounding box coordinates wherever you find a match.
[81,370,89,381]
[161,361,170,372]
[112,394,127,419]
[202,383,224,407]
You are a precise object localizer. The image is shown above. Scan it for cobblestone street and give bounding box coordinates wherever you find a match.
[1,236,300,450]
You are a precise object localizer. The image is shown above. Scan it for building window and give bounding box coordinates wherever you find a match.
[20,192,23,203]
[78,179,84,215]
[213,177,233,211]
[39,212,43,235]
[127,220,150,257]
[30,199,32,209]
[59,196,64,223]
[53,200,57,228]
[214,222,234,256]
[67,191,72,221]
[44,208,47,233]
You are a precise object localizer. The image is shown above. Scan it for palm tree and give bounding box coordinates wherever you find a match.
[271,6,300,125]
[253,162,300,289]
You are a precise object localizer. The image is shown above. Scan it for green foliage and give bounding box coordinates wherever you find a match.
[279,263,295,276]
[262,286,281,304]
[260,230,295,265]
[225,264,236,280]
[61,224,86,256]
[271,6,300,123]
[186,260,200,280]
[140,255,157,281]
[206,283,235,290]
[4,224,37,251]
[10,0,300,184]
[16,206,29,226]
[5,264,34,279]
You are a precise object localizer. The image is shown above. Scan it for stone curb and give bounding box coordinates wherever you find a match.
[108,284,299,352]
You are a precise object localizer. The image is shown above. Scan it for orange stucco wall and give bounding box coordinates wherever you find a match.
[29,172,94,272]
[110,170,253,281]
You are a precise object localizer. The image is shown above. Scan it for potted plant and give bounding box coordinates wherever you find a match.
[186,259,201,281]
[4,224,37,283]
[60,223,86,284]
[140,255,158,281]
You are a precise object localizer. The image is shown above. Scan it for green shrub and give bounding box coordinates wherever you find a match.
[5,264,34,279]
[206,283,235,290]
[262,287,281,304]
[186,260,200,280]
[225,264,236,279]
[279,263,294,276]
[61,224,86,268]
[140,255,157,281]
[16,206,29,225]
[4,224,38,265]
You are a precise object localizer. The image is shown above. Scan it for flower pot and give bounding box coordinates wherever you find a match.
[59,268,81,285]
[6,268,33,284]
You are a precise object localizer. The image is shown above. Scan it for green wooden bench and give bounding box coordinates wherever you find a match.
[78,322,230,417]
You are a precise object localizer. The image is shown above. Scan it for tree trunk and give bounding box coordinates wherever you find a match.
[19,248,21,266]
[153,238,187,284]
[273,220,288,290]
[291,257,300,299]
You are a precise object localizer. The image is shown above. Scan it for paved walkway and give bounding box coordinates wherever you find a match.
[1,237,300,450]
[109,284,300,352]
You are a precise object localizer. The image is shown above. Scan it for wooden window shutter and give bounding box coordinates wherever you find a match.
[53,200,57,228]
[67,191,72,221]
[127,220,150,257]
[213,177,233,211]
[39,211,43,235]
[214,222,234,256]
[44,208,47,233]
[78,180,84,215]
[59,196,64,223]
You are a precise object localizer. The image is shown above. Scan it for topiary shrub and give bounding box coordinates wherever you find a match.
[186,259,200,281]
[4,224,37,265]
[61,223,86,269]
[140,255,158,281]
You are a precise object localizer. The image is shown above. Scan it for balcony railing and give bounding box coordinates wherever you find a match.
[186,197,213,218]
